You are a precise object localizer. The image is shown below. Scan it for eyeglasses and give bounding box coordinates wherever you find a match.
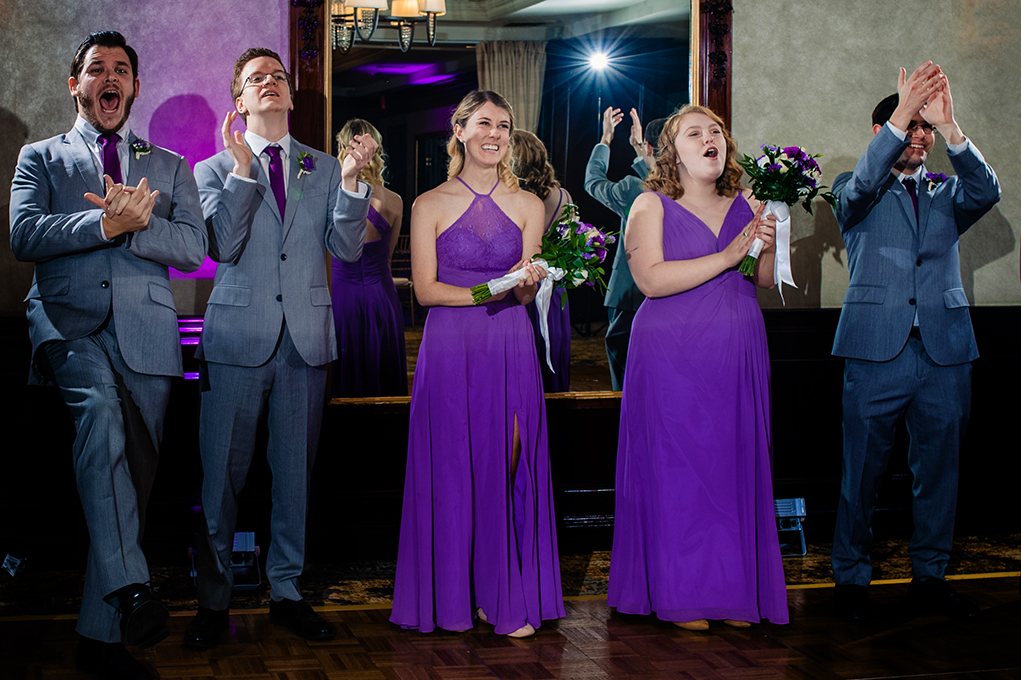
[243,71,290,89]
[906,121,936,135]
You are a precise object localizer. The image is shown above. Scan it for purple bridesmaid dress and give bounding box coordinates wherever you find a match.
[390,179,565,634]
[609,192,788,625]
[330,205,408,397]
[526,187,571,393]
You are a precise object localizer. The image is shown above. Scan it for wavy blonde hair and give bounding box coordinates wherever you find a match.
[643,104,743,200]
[446,90,517,189]
[510,130,559,201]
[337,118,386,187]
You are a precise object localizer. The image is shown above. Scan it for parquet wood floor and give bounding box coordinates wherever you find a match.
[3,577,1019,680]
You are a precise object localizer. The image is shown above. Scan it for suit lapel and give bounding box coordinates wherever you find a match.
[889,174,918,231]
[281,140,304,243]
[125,132,151,186]
[65,128,104,197]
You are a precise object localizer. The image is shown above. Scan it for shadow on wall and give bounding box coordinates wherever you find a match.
[148,94,218,168]
[1,108,35,317]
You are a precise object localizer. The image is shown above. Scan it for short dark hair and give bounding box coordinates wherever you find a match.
[231,47,290,101]
[71,31,138,82]
[872,93,899,127]
[645,117,669,154]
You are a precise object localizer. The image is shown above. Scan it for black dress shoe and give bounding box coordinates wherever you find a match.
[833,584,870,622]
[76,637,153,680]
[269,598,336,640]
[184,607,230,649]
[104,583,170,648]
[909,577,982,620]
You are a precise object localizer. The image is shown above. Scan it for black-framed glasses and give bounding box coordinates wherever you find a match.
[243,71,290,89]
[906,121,936,135]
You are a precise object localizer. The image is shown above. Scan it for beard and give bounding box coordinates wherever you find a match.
[77,90,136,134]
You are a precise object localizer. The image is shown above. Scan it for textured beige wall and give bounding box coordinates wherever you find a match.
[1,0,290,316]
[732,0,1019,308]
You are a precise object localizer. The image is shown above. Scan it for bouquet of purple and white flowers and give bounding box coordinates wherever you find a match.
[470,204,615,370]
[736,145,835,299]
[470,204,616,305]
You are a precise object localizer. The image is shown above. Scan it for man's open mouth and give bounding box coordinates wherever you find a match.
[99,90,121,113]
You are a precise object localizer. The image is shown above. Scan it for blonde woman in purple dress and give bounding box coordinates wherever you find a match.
[390,91,565,637]
[330,119,408,397]
[610,105,788,629]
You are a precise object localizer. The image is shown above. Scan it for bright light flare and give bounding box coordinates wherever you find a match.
[588,52,610,71]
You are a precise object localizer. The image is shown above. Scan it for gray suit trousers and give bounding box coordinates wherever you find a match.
[196,323,327,609]
[37,315,169,642]
[832,335,970,585]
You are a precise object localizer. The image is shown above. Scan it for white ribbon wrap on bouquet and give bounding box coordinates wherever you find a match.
[746,200,795,305]
[477,258,566,371]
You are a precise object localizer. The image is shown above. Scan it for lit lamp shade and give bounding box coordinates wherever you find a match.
[347,0,388,7]
[390,0,419,18]
[418,0,445,15]
[331,0,354,17]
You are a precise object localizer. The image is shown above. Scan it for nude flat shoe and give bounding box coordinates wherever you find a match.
[673,619,709,631]
[506,623,536,638]
[723,619,751,628]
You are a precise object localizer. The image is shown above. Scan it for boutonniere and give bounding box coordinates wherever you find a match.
[297,152,316,179]
[130,138,152,160]
[924,172,947,192]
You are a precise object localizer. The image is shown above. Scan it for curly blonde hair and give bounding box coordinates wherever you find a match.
[509,130,559,201]
[337,118,386,187]
[643,104,743,200]
[446,90,517,189]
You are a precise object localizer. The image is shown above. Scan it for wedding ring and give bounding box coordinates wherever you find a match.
[742,232,747,236]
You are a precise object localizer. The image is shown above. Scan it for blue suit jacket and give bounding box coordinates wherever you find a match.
[194,139,370,368]
[831,125,1000,365]
[10,127,207,380]
[584,144,648,311]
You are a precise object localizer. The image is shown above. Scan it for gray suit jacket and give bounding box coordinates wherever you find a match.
[584,144,648,311]
[10,127,207,380]
[194,139,370,368]
[831,125,1000,365]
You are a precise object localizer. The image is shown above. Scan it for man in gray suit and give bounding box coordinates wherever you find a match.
[10,30,206,678]
[584,107,664,390]
[185,47,375,647]
[830,62,1000,621]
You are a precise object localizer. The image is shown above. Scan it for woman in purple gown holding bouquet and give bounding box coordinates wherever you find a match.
[390,91,565,638]
[330,119,408,397]
[609,105,789,629]
[510,130,573,392]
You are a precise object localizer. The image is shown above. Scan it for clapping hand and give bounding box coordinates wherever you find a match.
[921,72,965,145]
[221,110,253,177]
[85,175,159,238]
[340,133,379,191]
[889,62,942,132]
[722,204,775,268]
[601,106,624,147]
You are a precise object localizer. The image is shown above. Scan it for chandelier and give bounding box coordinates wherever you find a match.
[331,0,446,54]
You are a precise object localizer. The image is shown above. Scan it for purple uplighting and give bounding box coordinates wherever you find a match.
[171,257,218,280]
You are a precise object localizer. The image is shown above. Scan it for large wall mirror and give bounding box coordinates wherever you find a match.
[320,0,693,401]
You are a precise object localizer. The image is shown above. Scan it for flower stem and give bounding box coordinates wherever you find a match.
[737,254,757,276]
[470,283,492,305]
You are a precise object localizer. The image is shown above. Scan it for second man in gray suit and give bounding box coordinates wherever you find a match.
[186,47,377,647]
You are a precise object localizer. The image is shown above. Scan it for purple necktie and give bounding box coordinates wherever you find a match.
[264,144,286,220]
[98,133,123,185]
[902,177,918,220]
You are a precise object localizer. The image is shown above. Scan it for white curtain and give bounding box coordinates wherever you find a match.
[476,41,547,133]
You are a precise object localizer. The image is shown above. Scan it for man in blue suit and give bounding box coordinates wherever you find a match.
[830,62,1000,621]
[10,30,206,678]
[185,48,375,647]
[584,107,665,390]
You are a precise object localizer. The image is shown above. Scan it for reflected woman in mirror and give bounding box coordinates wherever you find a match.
[510,129,573,392]
[609,105,788,629]
[330,119,408,397]
[390,91,564,637]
